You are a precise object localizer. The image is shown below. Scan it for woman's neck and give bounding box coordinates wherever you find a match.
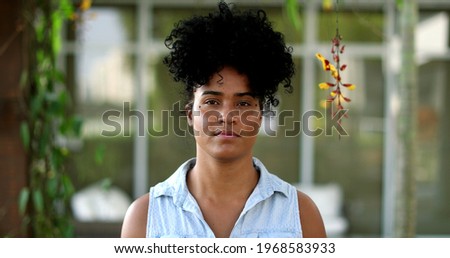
[187,153,259,202]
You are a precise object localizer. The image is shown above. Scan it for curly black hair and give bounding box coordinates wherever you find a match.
[163,1,295,107]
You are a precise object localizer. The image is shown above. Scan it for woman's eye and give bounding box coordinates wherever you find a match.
[205,99,219,105]
[238,101,252,107]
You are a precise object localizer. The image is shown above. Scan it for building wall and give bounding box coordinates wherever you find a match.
[0,1,28,237]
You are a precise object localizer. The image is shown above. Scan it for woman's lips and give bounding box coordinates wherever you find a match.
[215,130,239,137]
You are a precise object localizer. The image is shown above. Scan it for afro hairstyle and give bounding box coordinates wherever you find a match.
[163,1,295,108]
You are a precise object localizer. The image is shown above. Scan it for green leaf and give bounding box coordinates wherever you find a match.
[72,116,83,136]
[50,149,62,172]
[53,70,66,84]
[19,71,28,89]
[46,176,58,199]
[36,49,45,63]
[59,0,75,19]
[60,219,74,237]
[100,178,113,191]
[95,144,106,165]
[18,188,30,215]
[30,97,42,119]
[52,31,62,57]
[57,90,68,107]
[20,122,30,149]
[33,190,44,214]
[59,118,69,135]
[37,124,50,158]
[51,11,63,56]
[59,115,83,136]
[285,0,301,31]
[46,91,63,116]
[62,174,75,198]
[35,18,45,42]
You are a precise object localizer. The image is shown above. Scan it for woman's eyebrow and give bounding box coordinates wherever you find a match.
[201,91,256,98]
[201,90,222,96]
[234,92,256,98]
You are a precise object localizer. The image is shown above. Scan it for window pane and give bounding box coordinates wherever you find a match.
[318,11,384,43]
[65,6,137,229]
[153,6,303,43]
[416,60,450,235]
[73,6,136,43]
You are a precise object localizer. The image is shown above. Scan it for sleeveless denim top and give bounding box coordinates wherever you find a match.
[146,158,302,238]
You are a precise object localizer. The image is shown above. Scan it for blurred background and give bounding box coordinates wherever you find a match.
[1,0,449,238]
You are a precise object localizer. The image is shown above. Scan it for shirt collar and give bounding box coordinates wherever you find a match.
[152,157,290,208]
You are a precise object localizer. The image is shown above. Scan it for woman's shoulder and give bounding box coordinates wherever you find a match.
[121,193,149,238]
[296,190,327,238]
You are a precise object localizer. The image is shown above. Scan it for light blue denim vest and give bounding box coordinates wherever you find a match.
[146,157,302,238]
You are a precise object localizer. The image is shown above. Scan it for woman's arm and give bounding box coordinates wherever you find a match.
[297,191,327,238]
[121,193,149,238]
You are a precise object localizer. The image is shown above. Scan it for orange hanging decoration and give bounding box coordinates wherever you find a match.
[315,0,356,130]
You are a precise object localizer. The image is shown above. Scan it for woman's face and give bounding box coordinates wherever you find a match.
[188,66,262,162]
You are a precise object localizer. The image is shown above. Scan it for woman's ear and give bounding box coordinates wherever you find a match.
[185,102,193,126]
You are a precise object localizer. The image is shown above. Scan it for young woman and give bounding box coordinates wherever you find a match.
[121,1,326,238]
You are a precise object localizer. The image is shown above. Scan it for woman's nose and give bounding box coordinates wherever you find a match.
[218,104,239,124]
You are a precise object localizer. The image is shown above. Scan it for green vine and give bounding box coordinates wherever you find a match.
[19,0,85,237]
